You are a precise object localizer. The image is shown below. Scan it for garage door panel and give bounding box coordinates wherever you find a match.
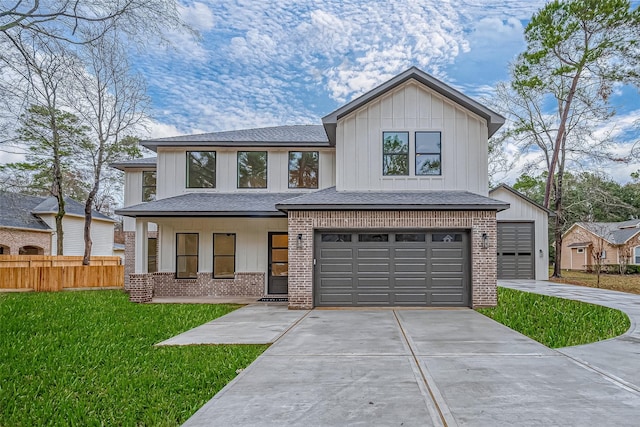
[315,230,470,307]
[498,222,534,280]
[320,263,353,273]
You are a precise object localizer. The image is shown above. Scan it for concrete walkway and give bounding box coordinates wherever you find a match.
[500,279,640,393]
[157,305,309,345]
[183,307,640,426]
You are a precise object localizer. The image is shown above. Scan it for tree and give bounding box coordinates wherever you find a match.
[0,1,186,45]
[66,35,145,265]
[499,0,640,278]
[3,105,89,255]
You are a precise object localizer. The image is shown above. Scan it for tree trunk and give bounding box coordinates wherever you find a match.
[552,172,564,279]
[55,195,65,256]
[82,197,94,265]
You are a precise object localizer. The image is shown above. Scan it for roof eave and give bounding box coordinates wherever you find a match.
[141,141,332,152]
[276,203,510,212]
[114,210,286,218]
[490,184,555,216]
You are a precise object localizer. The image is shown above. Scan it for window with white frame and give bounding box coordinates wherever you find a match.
[577,248,584,254]
[635,246,640,264]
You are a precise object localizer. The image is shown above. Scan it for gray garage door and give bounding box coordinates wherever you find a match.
[314,230,470,307]
[497,222,534,279]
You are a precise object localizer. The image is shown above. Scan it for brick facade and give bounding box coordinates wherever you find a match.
[123,230,157,290]
[0,228,51,255]
[151,272,265,298]
[287,210,498,309]
[128,273,153,303]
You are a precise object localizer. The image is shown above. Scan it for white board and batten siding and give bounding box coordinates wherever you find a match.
[336,80,489,194]
[490,186,550,281]
[39,214,115,256]
[151,217,288,283]
[123,169,157,233]
[156,148,336,199]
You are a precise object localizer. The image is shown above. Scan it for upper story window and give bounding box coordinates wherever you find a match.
[415,132,442,176]
[382,132,409,176]
[288,151,319,189]
[238,151,267,188]
[142,171,156,202]
[187,151,216,188]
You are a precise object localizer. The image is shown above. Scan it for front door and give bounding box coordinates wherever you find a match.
[268,232,288,294]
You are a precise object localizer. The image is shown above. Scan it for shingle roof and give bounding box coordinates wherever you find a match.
[0,192,51,231]
[110,157,157,171]
[577,221,640,245]
[115,192,291,217]
[32,197,114,222]
[276,187,510,211]
[141,125,329,151]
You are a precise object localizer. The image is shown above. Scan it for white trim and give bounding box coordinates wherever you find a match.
[634,246,640,265]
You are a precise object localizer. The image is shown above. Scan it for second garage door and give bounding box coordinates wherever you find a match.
[497,222,534,279]
[314,230,470,307]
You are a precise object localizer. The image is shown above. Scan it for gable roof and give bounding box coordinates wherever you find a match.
[0,192,52,231]
[110,157,157,171]
[489,184,555,216]
[322,66,506,144]
[31,197,114,222]
[569,221,640,245]
[140,125,329,151]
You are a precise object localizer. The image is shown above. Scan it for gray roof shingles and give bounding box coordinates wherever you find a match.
[116,187,509,218]
[0,192,52,231]
[142,125,329,151]
[32,197,114,222]
[276,187,510,211]
[578,221,640,245]
[110,157,157,170]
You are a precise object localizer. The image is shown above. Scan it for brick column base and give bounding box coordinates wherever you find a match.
[129,273,153,303]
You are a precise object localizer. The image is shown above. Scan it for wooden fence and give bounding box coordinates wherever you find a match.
[0,255,122,268]
[0,256,124,292]
[0,265,124,291]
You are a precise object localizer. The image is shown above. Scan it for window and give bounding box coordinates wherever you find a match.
[395,233,426,242]
[359,233,389,242]
[238,151,267,188]
[288,151,319,188]
[148,237,157,273]
[383,132,409,175]
[634,246,640,264]
[432,233,462,242]
[576,248,585,254]
[187,151,216,188]
[213,233,236,279]
[176,233,198,279]
[415,132,441,175]
[142,171,156,202]
[321,233,352,242]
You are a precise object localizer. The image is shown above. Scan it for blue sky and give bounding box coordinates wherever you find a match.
[134,1,638,182]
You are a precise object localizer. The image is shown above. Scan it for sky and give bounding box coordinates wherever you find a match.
[3,0,639,184]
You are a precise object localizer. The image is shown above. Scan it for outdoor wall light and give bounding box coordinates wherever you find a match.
[297,233,303,249]
[539,249,544,258]
[481,233,489,249]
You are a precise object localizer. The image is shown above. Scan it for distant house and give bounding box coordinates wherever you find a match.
[561,220,640,270]
[0,192,115,256]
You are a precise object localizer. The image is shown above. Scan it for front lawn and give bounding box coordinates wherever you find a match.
[477,287,629,348]
[551,269,640,295]
[0,291,267,426]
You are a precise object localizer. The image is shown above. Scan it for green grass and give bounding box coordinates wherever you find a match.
[0,291,268,426]
[477,287,630,348]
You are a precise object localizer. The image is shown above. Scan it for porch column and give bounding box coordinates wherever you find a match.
[134,219,149,273]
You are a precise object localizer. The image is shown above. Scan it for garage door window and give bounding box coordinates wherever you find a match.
[359,233,389,242]
[432,233,462,242]
[395,233,426,242]
[321,233,352,242]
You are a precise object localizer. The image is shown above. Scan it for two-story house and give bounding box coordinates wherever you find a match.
[114,67,550,308]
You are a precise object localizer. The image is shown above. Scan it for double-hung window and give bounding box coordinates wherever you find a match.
[415,132,441,175]
[238,151,267,188]
[634,246,640,265]
[187,151,216,188]
[382,132,409,175]
[176,233,198,279]
[213,233,236,279]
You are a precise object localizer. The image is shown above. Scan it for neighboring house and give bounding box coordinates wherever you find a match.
[0,192,116,256]
[114,67,548,308]
[489,184,553,281]
[561,220,640,271]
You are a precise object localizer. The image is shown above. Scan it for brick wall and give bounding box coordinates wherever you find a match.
[287,210,498,309]
[129,273,153,303]
[123,230,158,290]
[151,272,265,298]
[0,228,51,255]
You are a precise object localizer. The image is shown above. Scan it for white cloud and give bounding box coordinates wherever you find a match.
[179,2,216,32]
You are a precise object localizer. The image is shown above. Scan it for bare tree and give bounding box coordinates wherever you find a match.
[67,34,145,264]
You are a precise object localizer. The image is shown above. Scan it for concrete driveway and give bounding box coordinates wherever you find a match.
[183,306,640,426]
